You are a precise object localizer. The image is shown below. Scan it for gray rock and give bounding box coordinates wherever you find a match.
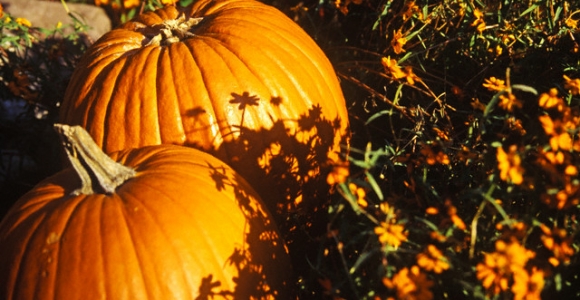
[2,0,111,42]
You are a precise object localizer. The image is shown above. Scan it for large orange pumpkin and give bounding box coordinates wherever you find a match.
[0,125,292,299]
[59,0,349,162]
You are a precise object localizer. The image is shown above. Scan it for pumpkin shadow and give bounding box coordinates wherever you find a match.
[194,161,293,299]
[184,91,350,294]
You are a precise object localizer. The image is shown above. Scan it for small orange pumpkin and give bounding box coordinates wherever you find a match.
[0,125,292,299]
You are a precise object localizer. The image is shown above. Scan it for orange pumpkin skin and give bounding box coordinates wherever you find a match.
[59,0,349,162]
[0,145,291,299]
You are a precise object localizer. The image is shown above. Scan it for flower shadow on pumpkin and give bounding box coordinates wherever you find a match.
[183,91,350,290]
[194,162,294,299]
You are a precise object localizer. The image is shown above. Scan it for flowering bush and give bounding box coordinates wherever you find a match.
[288,0,580,299]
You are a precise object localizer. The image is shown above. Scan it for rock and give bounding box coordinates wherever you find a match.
[1,0,111,42]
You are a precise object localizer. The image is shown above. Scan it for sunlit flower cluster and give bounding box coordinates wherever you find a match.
[497,145,524,185]
[381,57,421,85]
[471,8,486,33]
[416,244,449,273]
[375,203,408,249]
[476,239,540,297]
[383,265,434,300]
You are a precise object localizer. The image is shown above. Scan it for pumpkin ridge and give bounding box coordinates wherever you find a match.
[45,196,88,298]
[6,210,49,299]
[118,173,235,296]
[101,55,136,152]
[83,56,131,151]
[196,22,331,110]
[112,190,172,298]
[184,38,237,147]
[155,44,186,144]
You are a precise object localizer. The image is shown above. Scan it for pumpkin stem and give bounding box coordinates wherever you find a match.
[144,14,203,47]
[54,124,136,195]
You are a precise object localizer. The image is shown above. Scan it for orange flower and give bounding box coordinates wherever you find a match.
[476,239,535,296]
[391,29,407,54]
[540,224,575,266]
[375,221,408,249]
[420,144,450,165]
[327,161,350,185]
[511,267,544,300]
[541,182,580,210]
[401,0,422,20]
[471,8,486,33]
[349,183,368,208]
[471,98,487,111]
[482,77,506,91]
[498,92,522,111]
[539,115,573,151]
[445,199,466,230]
[94,0,110,6]
[383,266,434,300]
[539,88,564,109]
[161,0,178,4]
[417,245,450,273]
[382,56,407,79]
[496,145,524,184]
[563,75,580,95]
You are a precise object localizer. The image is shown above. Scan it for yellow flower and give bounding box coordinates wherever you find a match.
[538,88,563,109]
[123,0,140,9]
[391,29,407,54]
[161,0,178,4]
[566,16,578,29]
[498,92,522,111]
[383,266,434,300]
[563,75,580,95]
[417,245,450,273]
[512,267,544,300]
[482,77,506,91]
[15,17,31,27]
[375,221,408,248]
[496,145,524,184]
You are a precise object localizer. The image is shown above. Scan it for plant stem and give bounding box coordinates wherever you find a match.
[54,124,135,195]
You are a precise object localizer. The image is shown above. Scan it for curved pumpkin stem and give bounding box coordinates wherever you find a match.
[54,124,136,195]
[144,15,204,46]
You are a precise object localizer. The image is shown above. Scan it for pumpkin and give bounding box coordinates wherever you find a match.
[60,0,349,155]
[0,124,292,299]
[59,0,349,172]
